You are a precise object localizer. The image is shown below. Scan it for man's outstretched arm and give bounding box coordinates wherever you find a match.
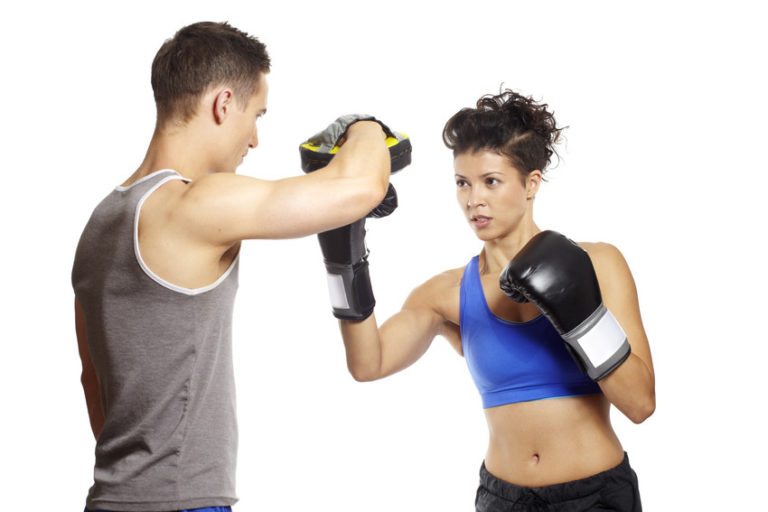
[179,120,392,244]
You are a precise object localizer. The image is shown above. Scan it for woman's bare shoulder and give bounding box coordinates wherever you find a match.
[579,241,630,275]
[414,265,466,296]
[403,265,466,327]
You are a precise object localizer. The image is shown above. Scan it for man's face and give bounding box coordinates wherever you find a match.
[224,73,268,173]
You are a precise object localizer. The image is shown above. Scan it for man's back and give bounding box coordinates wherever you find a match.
[72,170,239,511]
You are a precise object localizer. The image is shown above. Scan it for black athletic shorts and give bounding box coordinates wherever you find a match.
[475,452,641,511]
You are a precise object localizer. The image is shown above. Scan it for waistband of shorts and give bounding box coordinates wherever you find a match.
[479,452,634,503]
[85,507,232,512]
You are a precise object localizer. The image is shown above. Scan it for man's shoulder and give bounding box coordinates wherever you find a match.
[139,176,192,230]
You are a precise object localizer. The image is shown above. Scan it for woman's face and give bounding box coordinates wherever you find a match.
[454,150,539,241]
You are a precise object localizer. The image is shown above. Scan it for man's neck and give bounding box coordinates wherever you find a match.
[131,121,215,184]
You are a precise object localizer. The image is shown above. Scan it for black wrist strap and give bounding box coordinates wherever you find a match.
[324,258,375,320]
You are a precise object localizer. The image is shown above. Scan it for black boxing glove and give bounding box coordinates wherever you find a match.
[317,219,374,320]
[499,230,631,381]
[315,183,398,320]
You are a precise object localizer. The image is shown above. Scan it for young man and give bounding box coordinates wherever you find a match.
[72,21,403,512]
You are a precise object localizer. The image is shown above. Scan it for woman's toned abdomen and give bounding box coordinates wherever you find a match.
[483,394,624,487]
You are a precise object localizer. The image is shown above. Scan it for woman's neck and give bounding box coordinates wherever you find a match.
[479,221,541,275]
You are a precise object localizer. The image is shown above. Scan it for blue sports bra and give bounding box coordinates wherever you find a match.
[460,256,601,408]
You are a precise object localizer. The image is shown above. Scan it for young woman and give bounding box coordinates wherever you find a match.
[315,90,654,511]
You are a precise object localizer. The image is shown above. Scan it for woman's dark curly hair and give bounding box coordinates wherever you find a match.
[442,89,565,180]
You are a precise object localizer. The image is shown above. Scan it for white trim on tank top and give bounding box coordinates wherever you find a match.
[133,171,239,296]
[116,168,179,191]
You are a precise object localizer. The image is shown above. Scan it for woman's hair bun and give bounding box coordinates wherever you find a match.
[443,88,565,175]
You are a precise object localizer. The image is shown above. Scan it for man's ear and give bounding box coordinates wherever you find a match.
[212,89,234,125]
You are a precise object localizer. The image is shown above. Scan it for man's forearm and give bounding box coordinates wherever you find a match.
[330,121,390,191]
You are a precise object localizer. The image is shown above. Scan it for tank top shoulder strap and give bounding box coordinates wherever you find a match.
[115,169,187,193]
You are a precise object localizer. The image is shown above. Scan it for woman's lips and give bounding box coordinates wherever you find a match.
[471,215,491,229]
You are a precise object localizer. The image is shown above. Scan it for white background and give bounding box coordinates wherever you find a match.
[2,1,766,509]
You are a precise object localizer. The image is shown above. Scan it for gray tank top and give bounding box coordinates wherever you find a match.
[72,169,239,511]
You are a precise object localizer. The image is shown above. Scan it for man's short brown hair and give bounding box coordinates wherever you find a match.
[151,21,271,124]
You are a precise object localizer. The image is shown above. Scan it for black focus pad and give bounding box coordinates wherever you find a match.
[299,116,412,173]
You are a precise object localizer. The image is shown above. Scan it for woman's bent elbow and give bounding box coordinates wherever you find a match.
[348,363,382,383]
[629,394,656,424]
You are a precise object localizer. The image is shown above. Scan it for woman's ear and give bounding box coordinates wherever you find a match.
[527,170,543,199]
